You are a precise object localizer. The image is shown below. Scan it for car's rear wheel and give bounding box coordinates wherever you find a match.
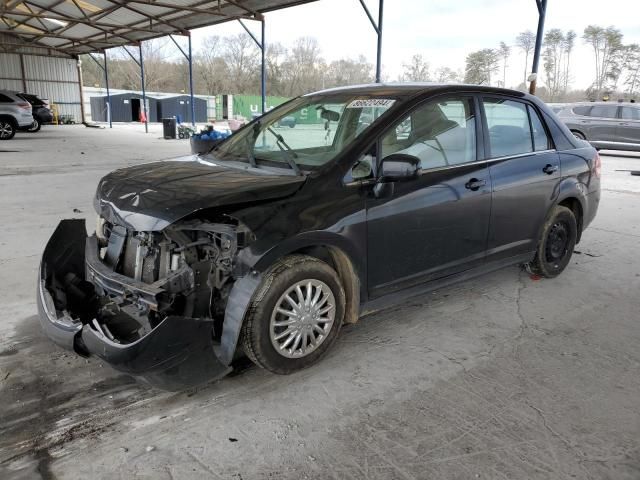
[241,255,345,374]
[0,118,16,140]
[530,205,577,278]
[27,119,41,132]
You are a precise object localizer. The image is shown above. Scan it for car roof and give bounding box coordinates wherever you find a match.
[305,82,527,99]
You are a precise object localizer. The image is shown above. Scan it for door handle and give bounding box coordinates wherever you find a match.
[619,122,629,126]
[465,178,486,191]
[543,164,559,175]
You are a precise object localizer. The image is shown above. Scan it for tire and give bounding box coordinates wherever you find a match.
[571,130,586,140]
[27,119,41,132]
[178,132,185,139]
[530,205,577,278]
[0,118,16,140]
[241,255,345,374]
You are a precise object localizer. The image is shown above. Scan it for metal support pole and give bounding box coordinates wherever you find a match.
[188,33,195,126]
[76,56,86,125]
[139,43,148,133]
[239,17,266,114]
[376,0,384,82]
[104,50,112,128]
[529,0,547,95]
[261,18,266,113]
[358,0,384,83]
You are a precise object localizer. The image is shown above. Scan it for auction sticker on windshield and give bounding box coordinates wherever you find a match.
[346,99,396,108]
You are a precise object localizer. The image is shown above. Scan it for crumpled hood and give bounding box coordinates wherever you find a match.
[95,156,306,231]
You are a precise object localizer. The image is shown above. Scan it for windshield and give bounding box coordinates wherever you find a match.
[209,94,399,172]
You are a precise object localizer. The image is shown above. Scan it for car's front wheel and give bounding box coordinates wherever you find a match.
[0,119,16,140]
[241,255,345,374]
[530,205,577,278]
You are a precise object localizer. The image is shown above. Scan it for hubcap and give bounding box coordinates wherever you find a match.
[269,279,335,358]
[0,122,13,139]
[545,221,569,262]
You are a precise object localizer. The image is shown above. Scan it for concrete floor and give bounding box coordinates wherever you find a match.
[1,124,639,480]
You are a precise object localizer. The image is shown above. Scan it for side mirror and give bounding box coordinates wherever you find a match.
[379,154,420,182]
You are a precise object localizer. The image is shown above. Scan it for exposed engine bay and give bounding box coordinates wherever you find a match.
[47,216,252,348]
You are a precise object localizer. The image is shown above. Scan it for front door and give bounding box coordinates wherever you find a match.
[481,97,560,260]
[366,95,492,297]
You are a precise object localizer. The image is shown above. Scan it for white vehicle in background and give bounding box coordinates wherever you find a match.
[0,90,34,140]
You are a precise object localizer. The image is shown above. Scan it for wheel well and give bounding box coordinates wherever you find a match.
[0,115,18,127]
[559,197,584,243]
[570,129,586,139]
[293,245,361,324]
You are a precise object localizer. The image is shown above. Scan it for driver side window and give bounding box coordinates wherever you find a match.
[381,97,477,170]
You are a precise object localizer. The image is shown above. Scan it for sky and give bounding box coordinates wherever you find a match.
[188,0,640,90]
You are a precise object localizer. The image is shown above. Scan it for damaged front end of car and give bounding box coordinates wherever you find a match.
[37,215,262,390]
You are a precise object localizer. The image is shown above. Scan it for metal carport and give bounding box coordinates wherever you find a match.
[1,0,547,130]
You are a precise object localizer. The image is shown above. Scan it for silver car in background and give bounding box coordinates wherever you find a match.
[556,102,640,152]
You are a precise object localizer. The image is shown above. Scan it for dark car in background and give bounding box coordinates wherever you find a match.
[556,101,640,151]
[17,93,54,132]
[37,84,600,390]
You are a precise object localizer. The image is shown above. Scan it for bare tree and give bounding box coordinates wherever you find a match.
[400,54,430,81]
[516,30,536,85]
[623,43,640,97]
[195,35,230,95]
[281,37,324,96]
[222,33,259,94]
[543,29,566,101]
[326,55,373,88]
[113,39,173,92]
[464,49,500,85]
[434,66,461,83]
[499,41,511,87]
[563,30,577,92]
[583,25,625,97]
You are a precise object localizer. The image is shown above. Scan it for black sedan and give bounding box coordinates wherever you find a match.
[37,84,601,389]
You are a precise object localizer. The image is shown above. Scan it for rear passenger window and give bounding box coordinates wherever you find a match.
[528,106,551,151]
[621,107,640,120]
[483,98,533,157]
[0,94,14,103]
[381,97,477,169]
[589,105,618,118]
[572,106,591,116]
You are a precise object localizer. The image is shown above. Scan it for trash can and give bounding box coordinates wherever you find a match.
[162,117,176,139]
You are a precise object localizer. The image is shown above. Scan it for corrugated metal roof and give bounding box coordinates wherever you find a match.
[0,0,318,56]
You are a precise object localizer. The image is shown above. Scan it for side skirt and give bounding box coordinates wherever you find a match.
[360,252,534,317]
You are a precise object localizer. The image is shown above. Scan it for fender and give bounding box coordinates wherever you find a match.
[251,230,366,288]
[539,176,588,243]
[218,230,366,365]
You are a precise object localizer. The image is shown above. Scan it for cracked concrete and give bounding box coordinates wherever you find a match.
[1,125,639,479]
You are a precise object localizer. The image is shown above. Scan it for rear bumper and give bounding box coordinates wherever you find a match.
[36,110,54,123]
[37,219,232,390]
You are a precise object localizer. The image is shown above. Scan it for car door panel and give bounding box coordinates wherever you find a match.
[365,95,491,298]
[617,107,640,145]
[367,163,491,296]
[487,151,560,258]
[481,97,560,261]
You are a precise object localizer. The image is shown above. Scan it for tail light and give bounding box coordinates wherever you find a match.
[17,102,31,111]
[592,151,601,179]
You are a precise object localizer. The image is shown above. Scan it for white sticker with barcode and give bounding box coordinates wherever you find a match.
[346,99,395,108]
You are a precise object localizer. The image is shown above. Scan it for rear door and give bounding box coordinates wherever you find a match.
[617,105,640,145]
[481,96,560,261]
[586,104,620,142]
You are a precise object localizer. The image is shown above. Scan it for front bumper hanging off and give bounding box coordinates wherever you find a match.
[37,219,236,390]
